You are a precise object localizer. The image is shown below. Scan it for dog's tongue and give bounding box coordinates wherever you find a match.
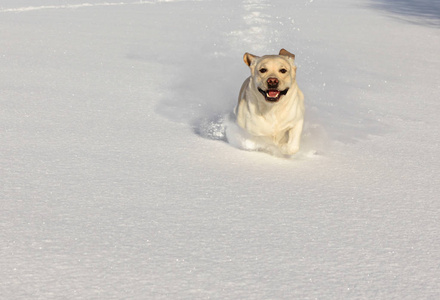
[268,90,279,98]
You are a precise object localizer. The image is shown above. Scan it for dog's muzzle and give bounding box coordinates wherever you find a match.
[258,87,289,102]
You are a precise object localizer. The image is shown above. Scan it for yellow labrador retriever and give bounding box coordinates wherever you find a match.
[231,49,304,156]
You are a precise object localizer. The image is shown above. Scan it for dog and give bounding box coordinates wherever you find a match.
[230,48,304,156]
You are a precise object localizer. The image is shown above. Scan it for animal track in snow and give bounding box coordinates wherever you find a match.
[227,0,279,53]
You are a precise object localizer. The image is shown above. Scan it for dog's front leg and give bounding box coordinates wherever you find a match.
[281,119,304,155]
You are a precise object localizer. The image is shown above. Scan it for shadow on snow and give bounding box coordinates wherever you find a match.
[369,0,440,27]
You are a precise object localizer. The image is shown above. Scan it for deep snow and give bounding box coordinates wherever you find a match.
[1,0,439,299]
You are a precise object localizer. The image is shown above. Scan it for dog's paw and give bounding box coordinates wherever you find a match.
[280,144,300,156]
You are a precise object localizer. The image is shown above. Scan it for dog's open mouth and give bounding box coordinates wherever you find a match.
[258,88,289,102]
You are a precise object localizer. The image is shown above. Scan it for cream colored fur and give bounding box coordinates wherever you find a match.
[233,49,305,156]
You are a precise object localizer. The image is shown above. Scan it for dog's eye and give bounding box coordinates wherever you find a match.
[259,68,267,73]
[279,68,287,74]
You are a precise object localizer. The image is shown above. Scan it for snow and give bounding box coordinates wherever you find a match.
[1,0,439,298]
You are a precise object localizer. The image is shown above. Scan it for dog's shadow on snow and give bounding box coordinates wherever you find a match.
[146,51,244,144]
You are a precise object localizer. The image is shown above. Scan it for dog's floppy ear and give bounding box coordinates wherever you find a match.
[243,52,258,66]
[279,48,295,60]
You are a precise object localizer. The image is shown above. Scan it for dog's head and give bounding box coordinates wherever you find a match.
[244,49,297,103]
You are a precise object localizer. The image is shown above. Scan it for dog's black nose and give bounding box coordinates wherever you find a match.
[267,77,279,88]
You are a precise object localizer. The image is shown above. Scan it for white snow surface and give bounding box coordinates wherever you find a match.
[1,0,439,298]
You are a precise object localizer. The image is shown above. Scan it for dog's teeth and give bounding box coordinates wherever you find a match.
[267,90,280,98]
